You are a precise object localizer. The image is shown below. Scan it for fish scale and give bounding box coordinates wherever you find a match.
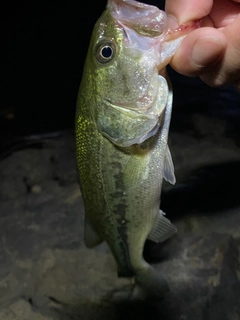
[75,0,198,298]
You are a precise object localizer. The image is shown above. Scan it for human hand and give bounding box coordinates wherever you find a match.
[165,0,240,87]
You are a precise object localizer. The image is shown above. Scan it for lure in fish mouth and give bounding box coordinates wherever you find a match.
[75,0,199,298]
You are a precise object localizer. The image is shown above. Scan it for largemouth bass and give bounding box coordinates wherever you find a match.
[76,0,198,298]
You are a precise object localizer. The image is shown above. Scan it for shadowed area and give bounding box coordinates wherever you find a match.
[161,160,240,216]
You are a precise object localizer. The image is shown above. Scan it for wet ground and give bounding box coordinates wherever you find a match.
[1,70,240,319]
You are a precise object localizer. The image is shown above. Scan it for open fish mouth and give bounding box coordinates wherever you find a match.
[108,0,201,68]
[107,0,167,37]
[108,0,201,38]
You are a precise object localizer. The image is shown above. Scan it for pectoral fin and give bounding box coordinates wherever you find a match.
[84,217,103,248]
[148,210,177,243]
[163,145,176,185]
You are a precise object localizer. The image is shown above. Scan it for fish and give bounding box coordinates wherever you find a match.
[75,0,199,298]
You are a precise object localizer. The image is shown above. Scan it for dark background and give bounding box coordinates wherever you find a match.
[1,0,240,155]
[1,0,109,137]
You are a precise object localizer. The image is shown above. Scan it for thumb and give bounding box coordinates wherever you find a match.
[202,15,240,86]
[165,0,213,25]
[170,27,227,82]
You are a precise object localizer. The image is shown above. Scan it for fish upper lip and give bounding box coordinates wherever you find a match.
[108,0,167,37]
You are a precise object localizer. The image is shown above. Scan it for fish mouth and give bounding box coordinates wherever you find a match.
[106,0,172,69]
[107,0,167,37]
[108,0,201,69]
[108,0,201,38]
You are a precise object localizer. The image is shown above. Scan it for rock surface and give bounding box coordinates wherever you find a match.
[1,101,240,319]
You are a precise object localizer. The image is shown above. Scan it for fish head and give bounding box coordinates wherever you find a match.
[82,0,198,147]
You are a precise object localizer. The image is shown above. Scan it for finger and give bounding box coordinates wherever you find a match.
[210,0,240,27]
[169,27,227,77]
[203,14,240,86]
[165,0,213,25]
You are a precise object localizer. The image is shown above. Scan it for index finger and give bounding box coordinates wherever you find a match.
[165,0,213,24]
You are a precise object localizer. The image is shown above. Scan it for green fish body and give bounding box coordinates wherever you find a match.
[76,0,195,297]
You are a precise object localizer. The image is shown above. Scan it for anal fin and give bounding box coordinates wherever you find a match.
[148,210,177,243]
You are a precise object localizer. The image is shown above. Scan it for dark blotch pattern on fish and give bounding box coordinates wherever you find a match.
[110,159,134,277]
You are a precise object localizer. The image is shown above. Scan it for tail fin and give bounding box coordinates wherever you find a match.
[135,266,169,299]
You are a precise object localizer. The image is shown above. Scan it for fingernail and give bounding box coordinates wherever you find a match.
[191,37,225,68]
[167,14,179,29]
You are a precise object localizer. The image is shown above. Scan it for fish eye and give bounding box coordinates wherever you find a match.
[101,46,112,58]
[96,41,116,64]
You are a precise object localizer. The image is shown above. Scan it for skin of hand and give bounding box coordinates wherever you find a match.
[165,0,240,87]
